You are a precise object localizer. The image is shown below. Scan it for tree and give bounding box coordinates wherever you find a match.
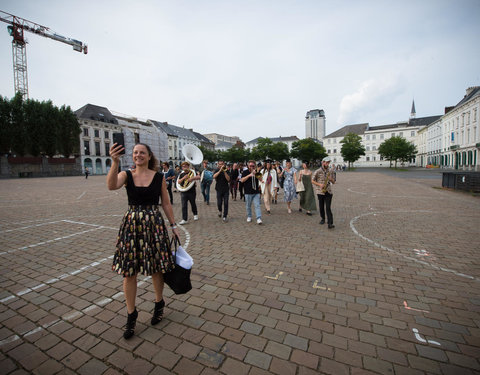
[221,146,249,163]
[378,136,417,168]
[340,133,366,168]
[198,145,217,162]
[0,96,12,154]
[290,138,327,165]
[250,137,273,161]
[269,141,290,162]
[0,94,81,157]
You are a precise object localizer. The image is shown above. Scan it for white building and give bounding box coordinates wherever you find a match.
[438,86,480,170]
[323,115,441,167]
[305,109,326,140]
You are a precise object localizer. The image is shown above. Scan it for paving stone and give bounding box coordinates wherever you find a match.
[244,349,272,370]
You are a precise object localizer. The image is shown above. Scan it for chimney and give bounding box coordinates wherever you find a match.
[444,106,454,114]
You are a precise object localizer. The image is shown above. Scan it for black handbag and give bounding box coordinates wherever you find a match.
[164,238,192,294]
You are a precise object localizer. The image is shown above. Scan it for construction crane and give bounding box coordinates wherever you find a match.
[0,10,87,99]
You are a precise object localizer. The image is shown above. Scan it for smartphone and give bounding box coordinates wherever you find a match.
[112,132,125,154]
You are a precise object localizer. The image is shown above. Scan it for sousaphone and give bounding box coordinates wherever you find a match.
[176,144,203,192]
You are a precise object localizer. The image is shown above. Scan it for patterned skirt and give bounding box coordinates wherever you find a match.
[112,205,175,277]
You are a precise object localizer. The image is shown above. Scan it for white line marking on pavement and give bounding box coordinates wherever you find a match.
[0,227,106,256]
[0,221,64,234]
[350,210,479,282]
[0,256,113,304]
[76,191,86,200]
[412,328,441,346]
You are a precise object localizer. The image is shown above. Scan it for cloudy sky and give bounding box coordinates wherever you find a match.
[0,0,479,142]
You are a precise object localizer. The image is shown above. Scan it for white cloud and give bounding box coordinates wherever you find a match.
[337,75,406,126]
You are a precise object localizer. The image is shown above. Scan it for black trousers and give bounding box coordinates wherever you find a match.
[167,183,173,204]
[216,190,229,218]
[181,189,198,220]
[318,192,333,224]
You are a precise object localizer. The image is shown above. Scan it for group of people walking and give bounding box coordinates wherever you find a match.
[107,141,338,340]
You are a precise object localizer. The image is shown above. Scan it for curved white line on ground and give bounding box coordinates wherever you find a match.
[350,210,479,282]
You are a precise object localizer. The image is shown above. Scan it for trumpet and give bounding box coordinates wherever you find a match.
[221,166,228,172]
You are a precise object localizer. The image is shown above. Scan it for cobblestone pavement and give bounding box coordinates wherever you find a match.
[1,170,479,375]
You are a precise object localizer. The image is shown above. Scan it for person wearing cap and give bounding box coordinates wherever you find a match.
[259,159,278,215]
[312,156,336,229]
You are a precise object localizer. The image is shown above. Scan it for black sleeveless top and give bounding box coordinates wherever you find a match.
[125,170,163,205]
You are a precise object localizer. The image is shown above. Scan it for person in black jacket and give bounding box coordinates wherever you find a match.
[213,160,231,222]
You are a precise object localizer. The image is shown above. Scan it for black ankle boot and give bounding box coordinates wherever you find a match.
[123,308,138,339]
[151,299,165,325]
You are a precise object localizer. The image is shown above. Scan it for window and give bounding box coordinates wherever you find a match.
[95,142,101,156]
[333,149,337,154]
[372,146,376,151]
[411,131,415,137]
[328,149,331,153]
[84,140,90,155]
[372,134,376,140]
[366,157,370,161]
[83,128,89,137]
[328,139,331,144]
[391,132,395,137]
[373,156,376,161]
[104,131,109,139]
[399,132,403,137]
[135,133,140,144]
[366,135,370,140]
[366,146,370,151]
[94,129,100,138]
[105,143,110,156]
[380,134,384,140]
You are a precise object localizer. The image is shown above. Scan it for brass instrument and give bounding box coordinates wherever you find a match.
[176,144,203,192]
[255,172,262,180]
[221,166,228,172]
[321,169,331,194]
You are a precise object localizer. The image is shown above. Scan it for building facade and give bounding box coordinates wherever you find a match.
[305,109,326,140]
[323,116,441,167]
[438,87,479,170]
[75,104,122,175]
[203,133,241,146]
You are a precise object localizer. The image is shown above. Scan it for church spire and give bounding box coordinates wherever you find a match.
[410,99,416,119]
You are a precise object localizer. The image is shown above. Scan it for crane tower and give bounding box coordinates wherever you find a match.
[0,10,87,99]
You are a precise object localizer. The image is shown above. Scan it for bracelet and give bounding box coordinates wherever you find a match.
[171,225,177,229]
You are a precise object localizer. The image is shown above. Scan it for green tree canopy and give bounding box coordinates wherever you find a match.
[378,136,417,168]
[269,141,290,162]
[289,138,327,165]
[340,133,366,168]
[250,137,273,161]
[220,146,250,163]
[0,93,81,157]
[198,145,217,163]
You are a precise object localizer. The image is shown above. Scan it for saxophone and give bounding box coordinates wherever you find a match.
[321,169,330,194]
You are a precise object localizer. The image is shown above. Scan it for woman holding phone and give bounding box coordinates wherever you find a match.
[107,142,180,339]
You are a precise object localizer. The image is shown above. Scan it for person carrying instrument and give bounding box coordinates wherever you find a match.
[213,160,231,222]
[178,161,200,225]
[312,156,336,229]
